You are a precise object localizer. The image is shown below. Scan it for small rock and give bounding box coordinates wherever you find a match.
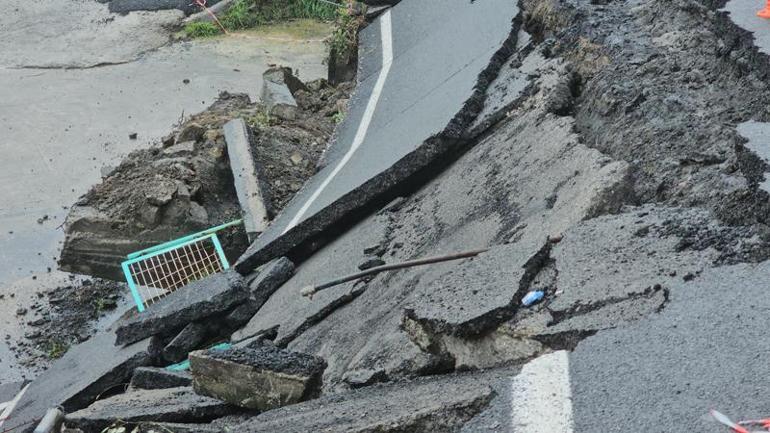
[27,318,49,326]
[203,129,221,143]
[162,133,176,148]
[182,78,190,84]
[176,123,206,143]
[358,256,385,271]
[16,308,27,316]
[128,133,138,140]
[289,151,303,166]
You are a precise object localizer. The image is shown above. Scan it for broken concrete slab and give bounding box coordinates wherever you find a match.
[223,119,271,241]
[162,322,209,363]
[261,81,298,120]
[263,66,307,96]
[0,329,153,433]
[130,367,192,390]
[115,270,247,346]
[548,206,721,314]
[189,345,326,410]
[64,387,234,433]
[404,239,550,338]
[193,373,493,433]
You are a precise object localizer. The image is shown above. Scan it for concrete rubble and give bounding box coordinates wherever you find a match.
[63,387,234,433]
[189,344,326,410]
[190,373,493,433]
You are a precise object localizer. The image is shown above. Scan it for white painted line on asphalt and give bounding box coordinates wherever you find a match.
[282,10,394,234]
[0,383,30,428]
[511,350,575,433]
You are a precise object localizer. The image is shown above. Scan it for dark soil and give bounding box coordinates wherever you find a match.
[521,0,770,262]
[10,277,125,373]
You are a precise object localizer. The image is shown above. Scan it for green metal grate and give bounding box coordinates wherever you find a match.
[122,221,240,312]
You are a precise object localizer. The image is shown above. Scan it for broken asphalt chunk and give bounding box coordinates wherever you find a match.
[115,270,247,346]
[130,367,192,390]
[189,344,326,410]
[247,256,294,309]
[0,330,153,433]
[162,322,209,363]
[64,387,234,433]
[188,373,493,433]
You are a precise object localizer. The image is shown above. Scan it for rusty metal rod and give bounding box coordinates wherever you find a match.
[300,248,489,299]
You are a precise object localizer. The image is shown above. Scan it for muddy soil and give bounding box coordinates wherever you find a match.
[7,277,126,375]
[59,77,352,281]
[521,0,770,259]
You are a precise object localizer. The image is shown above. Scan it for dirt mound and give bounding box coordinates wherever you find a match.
[59,78,352,281]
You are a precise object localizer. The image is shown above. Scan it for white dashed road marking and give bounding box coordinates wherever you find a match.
[511,350,575,433]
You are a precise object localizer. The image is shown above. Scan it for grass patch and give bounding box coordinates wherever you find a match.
[219,0,339,31]
[44,339,70,359]
[184,21,221,38]
[326,2,363,63]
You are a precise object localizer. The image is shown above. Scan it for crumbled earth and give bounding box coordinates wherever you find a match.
[9,277,126,374]
[59,78,353,281]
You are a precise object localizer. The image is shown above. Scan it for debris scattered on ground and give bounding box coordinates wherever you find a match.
[63,386,234,433]
[189,343,326,410]
[60,71,352,281]
[521,290,544,307]
[10,277,126,373]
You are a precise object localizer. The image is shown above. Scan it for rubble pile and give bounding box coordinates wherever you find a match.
[59,74,352,281]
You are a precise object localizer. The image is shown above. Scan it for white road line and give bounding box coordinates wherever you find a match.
[511,350,575,433]
[0,383,30,428]
[282,10,394,234]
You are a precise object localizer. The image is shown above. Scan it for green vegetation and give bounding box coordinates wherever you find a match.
[247,108,273,129]
[332,110,345,124]
[185,0,341,37]
[326,2,363,64]
[183,21,221,38]
[45,339,69,359]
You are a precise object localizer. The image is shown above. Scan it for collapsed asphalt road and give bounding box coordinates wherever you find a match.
[236,0,519,271]
[5,0,770,431]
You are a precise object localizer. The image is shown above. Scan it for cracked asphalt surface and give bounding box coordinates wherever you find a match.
[4,0,770,431]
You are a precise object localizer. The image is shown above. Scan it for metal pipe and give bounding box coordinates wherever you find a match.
[300,248,489,298]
